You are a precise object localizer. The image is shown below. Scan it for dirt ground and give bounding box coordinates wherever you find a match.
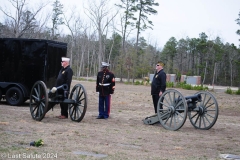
[0,80,240,160]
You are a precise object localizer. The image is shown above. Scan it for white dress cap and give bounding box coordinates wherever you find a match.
[62,57,70,62]
[101,62,110,67]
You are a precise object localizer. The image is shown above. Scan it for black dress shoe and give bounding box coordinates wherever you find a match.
[96,116,104,119]
[59,115,68,119]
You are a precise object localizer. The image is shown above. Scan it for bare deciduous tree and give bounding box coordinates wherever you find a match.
[84,0,118,70]
[0,0,49,38]
[63,7,83,67]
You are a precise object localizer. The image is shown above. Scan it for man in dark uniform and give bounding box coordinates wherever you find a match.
[52,57,73,119]
[151,61,166,114]
[96,62,115,119]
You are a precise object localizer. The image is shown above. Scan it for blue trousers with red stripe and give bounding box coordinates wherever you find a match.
[98,95,111,118]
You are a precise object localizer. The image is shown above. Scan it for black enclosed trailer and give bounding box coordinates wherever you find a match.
[0,38,67,105]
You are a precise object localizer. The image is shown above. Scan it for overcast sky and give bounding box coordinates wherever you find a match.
[59,0,240,48]
[1,0,239,48]
[148,0,240,48]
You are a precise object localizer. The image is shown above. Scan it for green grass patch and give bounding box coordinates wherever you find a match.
[225,87,240,95]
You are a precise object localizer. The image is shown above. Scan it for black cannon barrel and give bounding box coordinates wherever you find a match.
[175,94,202,104]
[185,94,201,102]
[56,84,68,91]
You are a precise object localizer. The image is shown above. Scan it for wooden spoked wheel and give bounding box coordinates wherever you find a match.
[188,91,219,130]
[69,84,87,122]
[29,81,48,121]
[157,89,188,131]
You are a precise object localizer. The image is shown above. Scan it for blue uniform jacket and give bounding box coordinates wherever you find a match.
[96,69,115,96]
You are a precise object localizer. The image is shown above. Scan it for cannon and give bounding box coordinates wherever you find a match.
[143,89,219,131]
[0,38,87,122]
[29,81,87,122]
[0,38,68,105]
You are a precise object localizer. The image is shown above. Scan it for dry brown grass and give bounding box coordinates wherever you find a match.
[0,80,240,160]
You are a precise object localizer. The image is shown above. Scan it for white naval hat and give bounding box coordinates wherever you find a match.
[62,57,70,62]
[101,62,110,67]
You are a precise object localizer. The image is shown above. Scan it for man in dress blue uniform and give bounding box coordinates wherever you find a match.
[151,61,166,113]
[96,62,115,119]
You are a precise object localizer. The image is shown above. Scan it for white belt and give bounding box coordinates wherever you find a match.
[99,83,110,86]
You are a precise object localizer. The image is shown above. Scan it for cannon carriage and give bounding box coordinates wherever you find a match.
[0,38,87,122]
[0,38,68,105]
[143,89,219,131]
[30,81,87,122]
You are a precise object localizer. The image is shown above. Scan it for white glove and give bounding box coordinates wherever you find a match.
[51,87,57,93]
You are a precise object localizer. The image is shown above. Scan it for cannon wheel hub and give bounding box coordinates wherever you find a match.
[168,106,175,114]
[198,106,204,115]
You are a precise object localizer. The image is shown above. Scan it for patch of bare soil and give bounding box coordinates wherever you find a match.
[0,80,240,160]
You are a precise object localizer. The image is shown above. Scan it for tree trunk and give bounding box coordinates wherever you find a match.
[212,62,217,89]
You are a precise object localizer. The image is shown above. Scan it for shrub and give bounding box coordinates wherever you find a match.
[175,82,185,88]
[143,77,150,83]
[134,81,141,85]
[192,85,208,91]
[182,84,192,90]
[124,82,131,85]
[166,82,174,88]
[235,89,240,95]
[225,87,233,94]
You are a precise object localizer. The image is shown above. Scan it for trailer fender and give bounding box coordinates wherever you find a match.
[0,82,30,98]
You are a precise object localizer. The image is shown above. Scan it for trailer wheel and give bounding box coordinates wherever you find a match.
[5,87,24,106]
